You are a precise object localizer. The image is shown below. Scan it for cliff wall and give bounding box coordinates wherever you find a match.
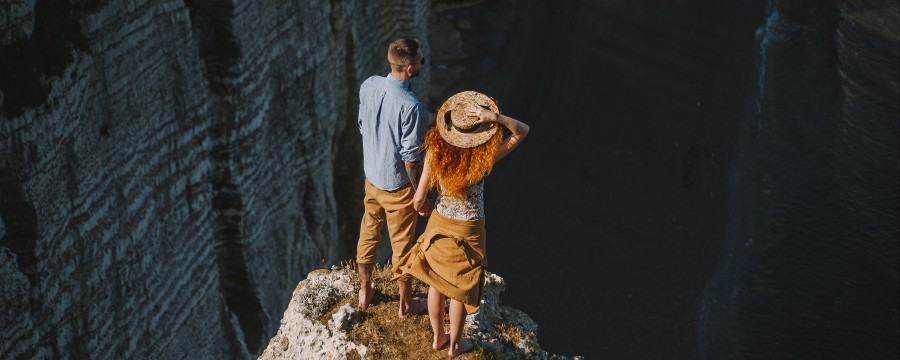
[0,0,430,358]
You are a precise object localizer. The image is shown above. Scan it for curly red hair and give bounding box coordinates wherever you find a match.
[423,125,503,199]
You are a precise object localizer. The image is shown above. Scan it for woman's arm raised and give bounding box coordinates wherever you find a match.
[491,113,529,163]
[465,105,530,163]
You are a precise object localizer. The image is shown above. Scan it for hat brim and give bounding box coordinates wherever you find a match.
[435,91,500,148]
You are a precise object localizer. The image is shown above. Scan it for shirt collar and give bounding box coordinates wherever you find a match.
[387,73,412,90]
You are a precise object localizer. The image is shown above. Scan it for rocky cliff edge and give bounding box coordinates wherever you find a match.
[258,266,581,360]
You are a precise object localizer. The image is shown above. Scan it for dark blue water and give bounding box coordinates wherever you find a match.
[433,0,899,358]
[699,1,899,359]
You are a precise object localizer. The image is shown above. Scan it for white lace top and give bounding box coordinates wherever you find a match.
[435,180,485,220]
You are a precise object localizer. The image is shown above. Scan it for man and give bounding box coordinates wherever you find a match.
[356,38,428,317]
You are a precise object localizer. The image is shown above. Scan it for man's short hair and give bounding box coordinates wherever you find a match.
[387,38,420,70]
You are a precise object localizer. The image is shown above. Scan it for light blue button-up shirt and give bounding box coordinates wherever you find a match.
[358,74,427,191]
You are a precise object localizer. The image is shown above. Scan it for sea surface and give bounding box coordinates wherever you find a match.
[430,0,899,358]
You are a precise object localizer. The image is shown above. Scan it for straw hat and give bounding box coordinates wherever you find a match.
[435,91,500,148]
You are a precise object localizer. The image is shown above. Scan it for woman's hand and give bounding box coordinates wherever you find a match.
[465,105,499,125]
[413,189,432,216]
[413,191,425,212]
[413,156,433,216]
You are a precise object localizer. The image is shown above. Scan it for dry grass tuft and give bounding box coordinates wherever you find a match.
[346,348,361,360]
[327,263,481,359]
[493,323,523,350]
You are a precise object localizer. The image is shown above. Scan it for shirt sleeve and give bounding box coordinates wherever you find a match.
[398,103,424,162]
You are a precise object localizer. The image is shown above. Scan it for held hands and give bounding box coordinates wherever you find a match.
[465,105,499,125]
[413,190,433,216]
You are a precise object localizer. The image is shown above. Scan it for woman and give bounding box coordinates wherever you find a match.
[392,91,530,357]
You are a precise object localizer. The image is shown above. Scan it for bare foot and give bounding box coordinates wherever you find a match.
[433,333,450,350]
[398,298,427,318]
[448,338,474,357]
[358,283,374,309]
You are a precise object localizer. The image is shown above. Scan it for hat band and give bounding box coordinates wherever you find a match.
[453,123,482,133]
[443,111,482,133]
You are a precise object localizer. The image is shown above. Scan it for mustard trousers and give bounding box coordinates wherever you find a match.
[356,179,418,276]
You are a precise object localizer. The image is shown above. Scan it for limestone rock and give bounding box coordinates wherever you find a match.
[258,268,366,360]
[466,273,547,359]
[259,268,579,360]
[329,304,361,334]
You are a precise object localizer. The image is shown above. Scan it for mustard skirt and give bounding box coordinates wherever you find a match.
[392,211,486,314]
